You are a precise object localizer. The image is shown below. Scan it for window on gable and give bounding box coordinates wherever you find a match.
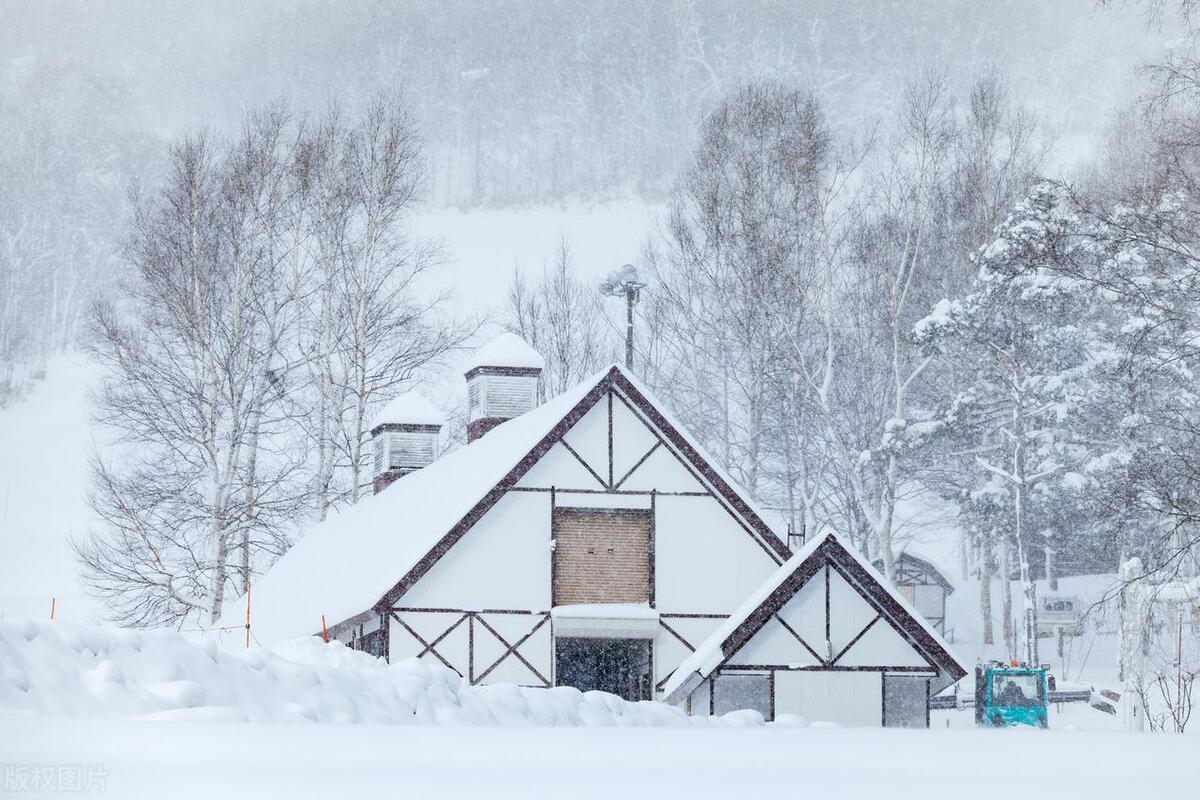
[553,508,651,605]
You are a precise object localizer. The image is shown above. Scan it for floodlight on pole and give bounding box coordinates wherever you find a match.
[600,263,646,371]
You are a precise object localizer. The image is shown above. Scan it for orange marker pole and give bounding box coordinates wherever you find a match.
[321,614,329,643]
[245,582,251,649]
[50,597,56,621]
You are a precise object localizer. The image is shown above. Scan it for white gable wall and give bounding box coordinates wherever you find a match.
[654,494,779,612]
[837,620,932,668]
[827,568,882,655]
[617,446,705,493]
[399,490,551,610]
[726,617,821,667]
[610,395,659,480]
[559,397,610,482]
[777,567,827,655]
[516,443,606,491]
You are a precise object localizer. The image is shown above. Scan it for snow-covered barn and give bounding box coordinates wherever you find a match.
[239,333,965,725]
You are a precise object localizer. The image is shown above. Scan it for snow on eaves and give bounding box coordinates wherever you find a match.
[549,603,659,621]
[463,332,546,372]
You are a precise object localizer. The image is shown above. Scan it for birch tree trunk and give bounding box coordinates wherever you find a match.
[999,535,1015,658]
[979,530,995,646]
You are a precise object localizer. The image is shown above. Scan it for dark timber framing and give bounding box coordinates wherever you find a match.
[389,607,552,687]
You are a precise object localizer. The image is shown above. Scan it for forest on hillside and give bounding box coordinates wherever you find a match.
[0,0,1166,396]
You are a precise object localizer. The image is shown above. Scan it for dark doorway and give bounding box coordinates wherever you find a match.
[555,637,651,701]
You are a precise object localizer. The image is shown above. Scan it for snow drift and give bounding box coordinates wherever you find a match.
[0,622,751,727]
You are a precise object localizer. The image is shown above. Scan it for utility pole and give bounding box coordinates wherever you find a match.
[600,263,646,371]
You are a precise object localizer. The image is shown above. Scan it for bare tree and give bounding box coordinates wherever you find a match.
[297,99,472,514]
[505,236,613,398]
[77,121,306,626]
[75,98,470,626]
[649,81,832,499]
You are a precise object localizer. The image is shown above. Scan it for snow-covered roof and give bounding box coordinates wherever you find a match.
[550,603,660,639]
[661,531,965,702]
[230,369,602,642]
[463,332,545,373]
[226,363,787,644]
[370,391,446,431]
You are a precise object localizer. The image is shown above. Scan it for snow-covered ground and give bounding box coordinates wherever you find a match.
[0,625,1193,799]
[4,716,1193,800]
[0,641,1176,797]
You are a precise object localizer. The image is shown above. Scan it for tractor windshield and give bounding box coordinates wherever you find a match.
[991,673,1042,707]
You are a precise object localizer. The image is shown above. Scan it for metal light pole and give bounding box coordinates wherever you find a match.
[600,264,646,370]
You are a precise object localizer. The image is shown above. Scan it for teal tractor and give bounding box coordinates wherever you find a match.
[974,661,1053,728]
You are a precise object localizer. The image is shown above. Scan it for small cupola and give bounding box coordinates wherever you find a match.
[464,332,544,442]
[370,391,445,494]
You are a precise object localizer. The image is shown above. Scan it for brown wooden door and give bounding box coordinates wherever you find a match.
[552,508,651,605]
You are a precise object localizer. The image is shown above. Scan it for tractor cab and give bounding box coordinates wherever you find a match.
[975,661,1052,728]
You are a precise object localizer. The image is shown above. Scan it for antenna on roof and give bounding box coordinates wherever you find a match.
[600,263,646,371]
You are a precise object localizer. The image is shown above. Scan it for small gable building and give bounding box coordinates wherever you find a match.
[663,532,964,727]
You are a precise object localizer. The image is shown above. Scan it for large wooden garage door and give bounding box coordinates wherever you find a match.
[553,508,651,605]
[773,671,882,727]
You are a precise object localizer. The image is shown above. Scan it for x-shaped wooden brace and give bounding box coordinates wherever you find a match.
[771,611,883,666]
[473,613,551,686]
[390,611,469,677]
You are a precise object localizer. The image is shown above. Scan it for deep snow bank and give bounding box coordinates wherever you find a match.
[0,622,743,727]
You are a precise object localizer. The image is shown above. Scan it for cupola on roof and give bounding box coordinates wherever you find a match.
[370,391,446,431]
[463,332,545,374]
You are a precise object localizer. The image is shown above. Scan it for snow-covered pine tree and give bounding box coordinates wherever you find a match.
[915,182,1108,660]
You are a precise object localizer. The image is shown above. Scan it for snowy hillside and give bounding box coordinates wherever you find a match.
[414,201,660,316]
[0,355,104,624]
